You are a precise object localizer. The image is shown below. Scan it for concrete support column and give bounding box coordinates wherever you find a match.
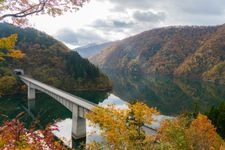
[28,85,36,100]
[28,99,35,113]
[72,104,86,139]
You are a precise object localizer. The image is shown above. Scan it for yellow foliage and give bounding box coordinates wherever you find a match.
[0,34,25,60]
[186,114,222,150]
[0,34,17,50]
[86,102,159,149]
[158,114,224,150]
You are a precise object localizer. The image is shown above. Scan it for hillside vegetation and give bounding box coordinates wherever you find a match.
[91,25,225,84]
[0,23,111,95]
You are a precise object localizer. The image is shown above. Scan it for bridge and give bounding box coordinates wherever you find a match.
[19,75,95,139]
[17,73,157,142]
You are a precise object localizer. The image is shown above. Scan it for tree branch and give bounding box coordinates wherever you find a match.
[0,0,46,20]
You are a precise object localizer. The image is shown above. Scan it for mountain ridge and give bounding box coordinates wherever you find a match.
[91,24,225,84]
[0,23,111,95]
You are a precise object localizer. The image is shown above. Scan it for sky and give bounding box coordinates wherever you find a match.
[29,0,225,48]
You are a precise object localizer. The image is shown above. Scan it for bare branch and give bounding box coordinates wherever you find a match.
[0,2,46,20]
[0,0,88,25]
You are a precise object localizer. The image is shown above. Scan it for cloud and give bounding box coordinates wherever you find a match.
[133,11,165,22]
[171,0,225,16]
[103,0,225,16]
[92,19,134,30]
[54,0,225,47]
[55,29,78,45]
[103,0,156,10]
[55,28,107,46]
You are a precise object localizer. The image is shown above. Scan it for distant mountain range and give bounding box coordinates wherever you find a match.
[91,25,225,84]
[74,42,112,58]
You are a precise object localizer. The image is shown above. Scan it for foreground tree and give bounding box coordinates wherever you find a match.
[0,0,88,25]
[157,114,225,150]
[86,102,225,150]
[86,102,159,149]
[0,114,70,150]
[207,102,225,139]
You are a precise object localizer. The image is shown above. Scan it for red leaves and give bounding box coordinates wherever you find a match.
[0,118,69,149]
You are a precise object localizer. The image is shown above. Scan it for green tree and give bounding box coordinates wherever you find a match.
[207,102,225,139]
[0,76,17,95]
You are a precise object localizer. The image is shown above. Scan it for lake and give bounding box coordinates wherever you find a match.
[0,74,225,147]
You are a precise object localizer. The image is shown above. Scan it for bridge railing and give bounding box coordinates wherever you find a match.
[19,75,96,111]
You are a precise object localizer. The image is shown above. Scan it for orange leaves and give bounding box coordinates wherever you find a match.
[7,49,25,59]
[186,114,222,150]
[86,102,225,149]
[0,34,25,61]
[157,114,224,150]
[86,102,158,149]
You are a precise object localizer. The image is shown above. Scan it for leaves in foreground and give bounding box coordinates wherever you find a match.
[86,102,225,150]
[0,118,70,150]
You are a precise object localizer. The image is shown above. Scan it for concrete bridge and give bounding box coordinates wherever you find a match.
[19,75,96,139]
[17,74,157,142]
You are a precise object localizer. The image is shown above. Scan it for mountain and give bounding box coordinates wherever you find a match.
[74,42,112,58]
[91,25,225,84]
[0,23,111,95]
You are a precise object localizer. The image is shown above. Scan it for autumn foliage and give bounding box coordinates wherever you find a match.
[0,34,25,61]
[86,102,225,150]
[157,114,225,150]
[86,102,159,149]
[0,117,69,150]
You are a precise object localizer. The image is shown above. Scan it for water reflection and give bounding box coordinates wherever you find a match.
[0,90,108,125]
[107,73,225,115]
[0,91,109,147]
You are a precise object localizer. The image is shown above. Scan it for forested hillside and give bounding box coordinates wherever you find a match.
[91,25,225,84]
[0,23,111,95]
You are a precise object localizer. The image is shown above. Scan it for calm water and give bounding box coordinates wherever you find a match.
[0,91,109,147]
[0,91,109,126]
[108,73,225,115]
[0,74,225,146]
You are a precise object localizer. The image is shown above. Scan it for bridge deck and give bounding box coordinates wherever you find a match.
[19,75,96,110]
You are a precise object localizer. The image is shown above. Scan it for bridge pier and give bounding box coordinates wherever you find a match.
[28,85,36,100]
[72,104,86,139]
[28,98,36,113]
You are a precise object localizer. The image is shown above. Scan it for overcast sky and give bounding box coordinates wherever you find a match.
[29,0,225,48]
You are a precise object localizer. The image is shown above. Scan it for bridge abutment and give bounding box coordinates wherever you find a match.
[72,104,86,139]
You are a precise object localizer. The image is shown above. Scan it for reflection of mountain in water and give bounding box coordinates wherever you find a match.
[0,91,108,128]
[108,72,225,115]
